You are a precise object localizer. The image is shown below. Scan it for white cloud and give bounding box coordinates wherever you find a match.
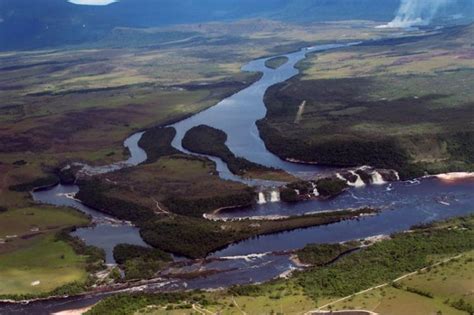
[68,0,118,5]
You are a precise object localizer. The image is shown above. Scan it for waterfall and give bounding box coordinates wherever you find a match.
[394,171,401,181]
[257,192,267,204]
[270,190,280,203]
[349,171,366,187]
[311,182,319,197]
[336,173,348,183]
[371,171,386,185]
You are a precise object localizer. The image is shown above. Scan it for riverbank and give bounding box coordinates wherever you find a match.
[182,124,295,182]
[258,24,474,179]
[64,214,474,315]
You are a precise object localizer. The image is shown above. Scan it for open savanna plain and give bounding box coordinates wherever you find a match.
[0,206,90,295]
[0,20,397,297]
[260,23,474,178]
[325,251,474,314]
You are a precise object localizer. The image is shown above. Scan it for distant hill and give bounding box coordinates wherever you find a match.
[0,0,472,50]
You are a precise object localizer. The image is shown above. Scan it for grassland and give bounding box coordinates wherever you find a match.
[325,251,474,314]
[260,24,474,178]
[0,206,90,295]
[0,235,88,296]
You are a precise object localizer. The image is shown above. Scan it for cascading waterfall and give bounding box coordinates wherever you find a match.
[257,192,267,204]
[336,173,347,182]
[270,190,281,203]
[311,182,320,197]
[349,171,366,187]
[370,171,386,185]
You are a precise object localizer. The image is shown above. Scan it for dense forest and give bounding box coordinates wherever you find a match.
[138,127,180,164]
[295,216,474,301]
[113,244,172,280]
[182,125,277,176]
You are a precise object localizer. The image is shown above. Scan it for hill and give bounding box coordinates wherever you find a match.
[2,0,472,50]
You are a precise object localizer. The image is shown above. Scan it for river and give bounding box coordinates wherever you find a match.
[3,43,473,314]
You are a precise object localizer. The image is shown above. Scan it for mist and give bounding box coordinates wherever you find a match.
[380,0,452,28]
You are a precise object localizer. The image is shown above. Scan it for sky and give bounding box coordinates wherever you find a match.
[69,0,117,5]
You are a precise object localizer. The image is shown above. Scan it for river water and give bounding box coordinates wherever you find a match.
[171,44,351,175]
[4,43,473,314]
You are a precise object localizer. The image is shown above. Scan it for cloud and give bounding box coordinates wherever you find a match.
[68,0,118,5]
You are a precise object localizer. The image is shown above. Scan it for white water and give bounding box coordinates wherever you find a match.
[313,188,320,197]
[76,132,146,176]
[257,192,267,204]
[349,171,366,188]
[221,253,269,262]
[270,190,281,203]
[371,171,387,185]
[308,182,319,197]
[336,173,347,182]
[436,172,474,182]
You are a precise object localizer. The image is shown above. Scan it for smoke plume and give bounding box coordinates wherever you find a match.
[380,0,452,28]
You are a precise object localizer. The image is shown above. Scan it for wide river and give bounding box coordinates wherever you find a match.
[3,43,473,314]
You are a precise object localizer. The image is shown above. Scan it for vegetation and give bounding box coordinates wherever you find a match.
[449,298,474,314]
[315,178,349,198]
[326,250,474,314]
[295,215,474,301]
[8,175,59,192]
[76,178,156,223]
[76,156,256,218]
[88,216,474,315]
[56,229,106,273]
[0,235,89,296]
[259,24,474,178]
[0,205,104,297]
[297,242,360,266]
[280,187,300,202]
[140,207,377,258]
[113,244,172,280]
[163,188,256,217]
[182,125,290,180]
[138,126,180,164]
[113,244,171,265]
[85,292,210,315]
[265,56,289,69]
[280,178,348,202]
